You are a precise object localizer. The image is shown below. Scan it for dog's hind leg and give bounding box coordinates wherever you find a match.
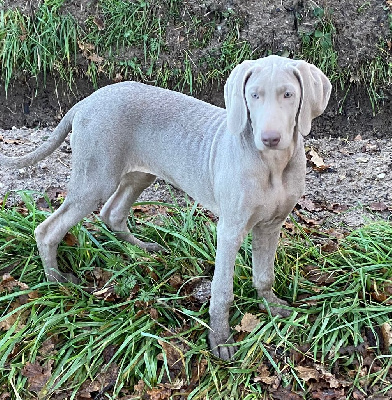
[35,195,100,283]
[100,172,164,252]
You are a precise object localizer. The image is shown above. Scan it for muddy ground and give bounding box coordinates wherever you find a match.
[0,0,391,228]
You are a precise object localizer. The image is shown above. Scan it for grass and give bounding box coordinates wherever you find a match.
[298,5,392,113]
[0,0,256,94]
[0,192,391,399]
[0,0,390,107]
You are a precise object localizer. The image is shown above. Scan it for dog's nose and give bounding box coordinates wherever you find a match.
[261,131,281,147]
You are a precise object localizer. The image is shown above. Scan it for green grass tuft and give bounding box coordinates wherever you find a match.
[0,192,391,398]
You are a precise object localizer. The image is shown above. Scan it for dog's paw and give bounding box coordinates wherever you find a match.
[258,292,292,318]
[46,271,80,285]
[208,332,237,360]
[142,242,167,254]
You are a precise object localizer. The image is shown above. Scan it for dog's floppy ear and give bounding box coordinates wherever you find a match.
[224,60,256,135]
[293,61,332,136]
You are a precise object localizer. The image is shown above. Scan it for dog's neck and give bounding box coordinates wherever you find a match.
[258,132,304,188]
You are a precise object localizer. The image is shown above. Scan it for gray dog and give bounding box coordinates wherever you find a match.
[0,55,331,359]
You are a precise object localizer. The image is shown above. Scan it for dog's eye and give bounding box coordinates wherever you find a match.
[251,93,259,99]
[284,91,293,98]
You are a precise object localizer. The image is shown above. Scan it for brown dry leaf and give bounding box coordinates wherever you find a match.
[311,388,345,400]
[254,363,277,385]
[78,363,119,398]
[22,360,53,392]
[189,358,208,387]
[0,298,29,331]
[369,202,388,211]
[308,148,330,171]
[88,53,104,64]
[39,335,59,357]
[0,273,29,292]
[297,365,321,382]
[234,312,261,333]
[93,285,120,301]
[157,338,187,371]
[64,232,78,247]
[293,208,323,226]
[380,322,392,348]
[93,16,105,30]
[303,265,336,285]
[147,385,172,400]
[78,41,95,52]
[297,196,319,212]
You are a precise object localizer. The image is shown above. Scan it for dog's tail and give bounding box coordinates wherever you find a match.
[0,104,79,168]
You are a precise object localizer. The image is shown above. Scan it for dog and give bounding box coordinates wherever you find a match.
[0,55,331,359]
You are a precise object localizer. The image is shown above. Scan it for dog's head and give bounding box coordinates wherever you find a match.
[224,55,331,151]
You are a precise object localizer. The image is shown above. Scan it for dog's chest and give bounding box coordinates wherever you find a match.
[252,169,305,225]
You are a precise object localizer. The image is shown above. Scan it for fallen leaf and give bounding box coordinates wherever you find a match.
[93,285,120,301]
[147,386,172,400]
[78,363,119,398]
[307,148,330,171]
[303,265,337,285]
[380,322,392,350]
[22,360,53,392]
[234,312,261,333]
[88,53,104,64]
[297,365,321,382]
[64,232,78,247]
[311,388,345,399]
[0,298,29,331]
[78,41,95,52]
[368,202,388,211]
[0,273,29,292]
[297,197,319,212]
[158,338,187,371]
[93,16,105,30]
[254,363,277,385]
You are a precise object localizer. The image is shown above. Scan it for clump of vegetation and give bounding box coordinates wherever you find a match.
[298,5,392,113]
[0,0,391,109]
[0,192,391,398]
[0,0,254,94]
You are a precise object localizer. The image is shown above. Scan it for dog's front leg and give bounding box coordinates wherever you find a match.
[209,219,246,360]
[252,222,291,317]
